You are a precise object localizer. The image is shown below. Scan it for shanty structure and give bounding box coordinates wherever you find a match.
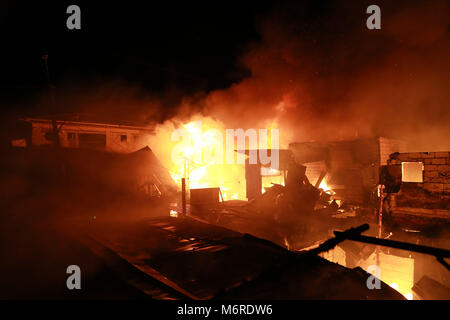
[240,137,406,204]
[237,149,292,200]
[289,137,407,204]
[19,113,155,153]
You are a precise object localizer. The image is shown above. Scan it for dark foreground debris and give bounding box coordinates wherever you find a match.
[78,216,405,300]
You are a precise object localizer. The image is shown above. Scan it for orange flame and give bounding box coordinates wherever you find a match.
[148,117,285,201]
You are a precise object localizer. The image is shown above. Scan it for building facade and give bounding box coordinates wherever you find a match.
[22,115,154,154]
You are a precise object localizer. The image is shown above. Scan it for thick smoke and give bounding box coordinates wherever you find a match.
[17,0,450,151]
[194,0,450,150]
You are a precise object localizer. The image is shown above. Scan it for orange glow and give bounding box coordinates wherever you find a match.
[171,120,247,200]
[322,247,415,300]
[147,116,285,201]
[169,210,178,217]
[361,252,415,300]
[319,179,335,195]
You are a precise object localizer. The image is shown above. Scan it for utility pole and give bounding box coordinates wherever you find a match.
[42,54,60,147]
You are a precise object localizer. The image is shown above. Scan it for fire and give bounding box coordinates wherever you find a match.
[159,118,247,200]
[319,179,335,195]
[148,116,284,202]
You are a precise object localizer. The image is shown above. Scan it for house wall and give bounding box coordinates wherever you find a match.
[379,137,407,165]
[30,121,152,153]
[329,138,380,188]
[384,151,450,228]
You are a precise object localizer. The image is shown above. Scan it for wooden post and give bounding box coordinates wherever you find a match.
[376,184,385,268]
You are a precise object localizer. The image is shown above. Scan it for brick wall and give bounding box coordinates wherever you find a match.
[379,137,407,165]
[388,151,450,195]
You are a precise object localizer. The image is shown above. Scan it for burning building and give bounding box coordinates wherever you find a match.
[172,130,450,300]
[240,136,407,204]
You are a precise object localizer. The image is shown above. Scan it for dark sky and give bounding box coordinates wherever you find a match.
[1,1,449,150]
[0,0,277,112]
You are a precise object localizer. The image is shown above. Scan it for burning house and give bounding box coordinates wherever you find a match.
[290,136,407,205]
[235,136,407,202]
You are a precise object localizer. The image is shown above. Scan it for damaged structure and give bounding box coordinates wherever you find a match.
[241,137,406,203]
[382,151,450,231]
[289,136,407,205]
[6,112,450,299]
[6,113,177,219]
[180,136,450,299]
[183,137,410,249]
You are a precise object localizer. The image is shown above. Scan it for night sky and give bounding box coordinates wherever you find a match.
[1,1,449,150]
[0,1,276,112]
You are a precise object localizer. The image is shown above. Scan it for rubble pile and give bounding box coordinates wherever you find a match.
[191,161,370,250]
